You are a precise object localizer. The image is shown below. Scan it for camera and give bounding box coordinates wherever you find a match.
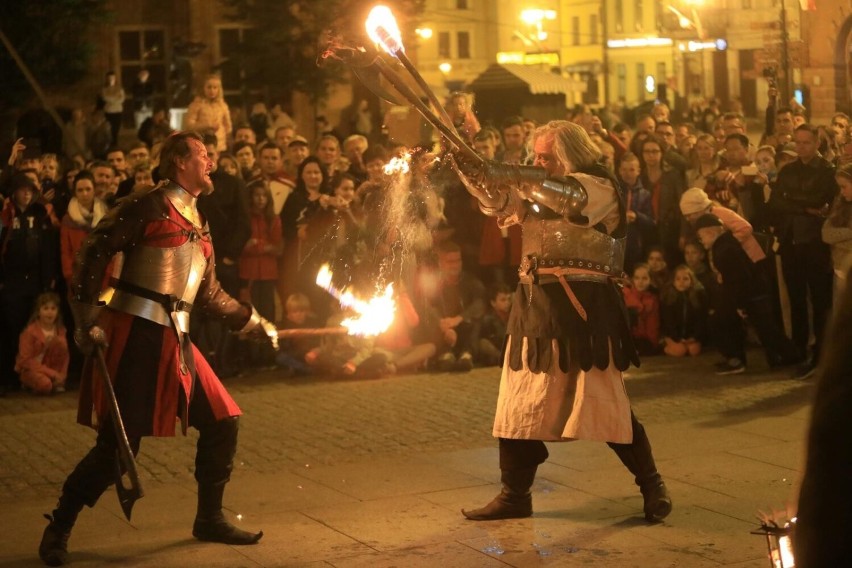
[762,66,778,89]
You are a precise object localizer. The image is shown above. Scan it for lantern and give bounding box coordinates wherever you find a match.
[751,518,796,568]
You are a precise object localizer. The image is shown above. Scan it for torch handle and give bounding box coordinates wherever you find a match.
[396,51,459,138]
[374,58,483,164]
[277,327,349,338]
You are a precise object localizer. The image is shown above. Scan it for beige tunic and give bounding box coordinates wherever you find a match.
[493,337,633,443]
[490,172,634,445]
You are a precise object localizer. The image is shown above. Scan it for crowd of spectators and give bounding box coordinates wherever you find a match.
[2,73,851,396]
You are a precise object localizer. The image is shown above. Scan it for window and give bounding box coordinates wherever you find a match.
[636,62,646,100]
[655,0,664,31]
[457,31,470,59]
[657,62,667,86]
[634,0,644,31]
[590,14,599,44]
[572,16,581,45]
[217,27,247,93]
[438,32,451,58]
[456,0,469,8]
[617,63,627,100]
[615,0,624,32]
[117,29,167,109]
[742,0,752,8]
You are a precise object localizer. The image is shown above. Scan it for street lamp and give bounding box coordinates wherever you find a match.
[520,8,557,42]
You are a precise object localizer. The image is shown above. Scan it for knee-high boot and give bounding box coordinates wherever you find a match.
[192,416,262,545]
[462,439,548,521]
[607,413,672,522]
[39,430,141,566]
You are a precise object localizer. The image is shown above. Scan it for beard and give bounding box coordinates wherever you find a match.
[200,175,214,195]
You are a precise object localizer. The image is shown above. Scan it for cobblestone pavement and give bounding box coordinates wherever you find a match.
[0,350,812,502]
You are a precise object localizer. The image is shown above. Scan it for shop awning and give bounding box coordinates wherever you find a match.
[469,63,586,95]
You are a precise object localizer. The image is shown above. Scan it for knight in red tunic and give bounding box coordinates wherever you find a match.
[39,132,278,567]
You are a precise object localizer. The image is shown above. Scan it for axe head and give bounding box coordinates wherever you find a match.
[115,454,144,521]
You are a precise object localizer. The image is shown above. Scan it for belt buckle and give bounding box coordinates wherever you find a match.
[519,255,538,277]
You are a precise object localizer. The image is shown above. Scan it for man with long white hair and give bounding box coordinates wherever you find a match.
[451,120,671,523]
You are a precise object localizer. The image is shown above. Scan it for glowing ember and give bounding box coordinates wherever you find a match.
[315,264,396,336]
[383,152,411,175]
[366,5,404,54]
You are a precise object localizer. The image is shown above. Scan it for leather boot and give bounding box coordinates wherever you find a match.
[39,430,127,566]
[192,415,260,544]
[462,468,537,521]
[608,414,672,522]
[193,482,263,544]
[39,515,72,567]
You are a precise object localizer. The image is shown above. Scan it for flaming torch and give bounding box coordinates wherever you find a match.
[315,264,396,336]
[360,5,482,164]
[365,5,457,133]
[277,265,397,339]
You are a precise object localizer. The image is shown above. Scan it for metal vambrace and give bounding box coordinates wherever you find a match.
[529,177,589,221]
[484,162,548,186]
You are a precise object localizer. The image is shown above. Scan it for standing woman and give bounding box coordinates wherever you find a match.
[101,71,125,145]
[184,75,232,152]
[686,133,720,190]
[640,135,686,266]
[278,156,331,316]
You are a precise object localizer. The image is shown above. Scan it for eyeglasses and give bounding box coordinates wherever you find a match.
[833,122,848,128]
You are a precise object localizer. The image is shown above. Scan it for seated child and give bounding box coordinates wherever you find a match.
[646,246,671,293]
[660,265,707,357]
[275,293,322,376]
[373,285,436,374]
[477,283,512,366]
[622,263,661,356]
[307,304,380,376]
[15,292,69,395]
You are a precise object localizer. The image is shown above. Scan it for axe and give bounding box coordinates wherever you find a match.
[93,343,144,520]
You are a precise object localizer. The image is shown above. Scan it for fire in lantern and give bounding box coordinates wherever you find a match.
[315,264,396,336]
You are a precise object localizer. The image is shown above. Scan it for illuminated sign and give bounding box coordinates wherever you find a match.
[645,75,656,93]
[496,51,560,66]
[606,37,674,48]
[677,38,728,52]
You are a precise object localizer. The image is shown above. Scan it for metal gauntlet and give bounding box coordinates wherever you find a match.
[448,154,510,213]
[239,307,279,350]
[529,177,589,223]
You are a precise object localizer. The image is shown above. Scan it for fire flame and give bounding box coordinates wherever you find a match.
[383,152,411,175]
[315,264,396,336]
[366,5,404,54]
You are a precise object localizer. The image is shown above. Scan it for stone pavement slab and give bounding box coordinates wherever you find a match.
[0,350,814,566]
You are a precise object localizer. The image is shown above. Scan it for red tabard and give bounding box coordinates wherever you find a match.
[76,199,242,437]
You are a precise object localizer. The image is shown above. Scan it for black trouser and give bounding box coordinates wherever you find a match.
[499,412,660,487]
[53,382,238,529]
[780,241,834,361]
[745,295,799,367]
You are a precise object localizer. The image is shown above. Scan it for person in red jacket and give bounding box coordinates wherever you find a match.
[59,171,110,288]
[16,292,69,395]
[622,263,661,356]
[240,180,283,322]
